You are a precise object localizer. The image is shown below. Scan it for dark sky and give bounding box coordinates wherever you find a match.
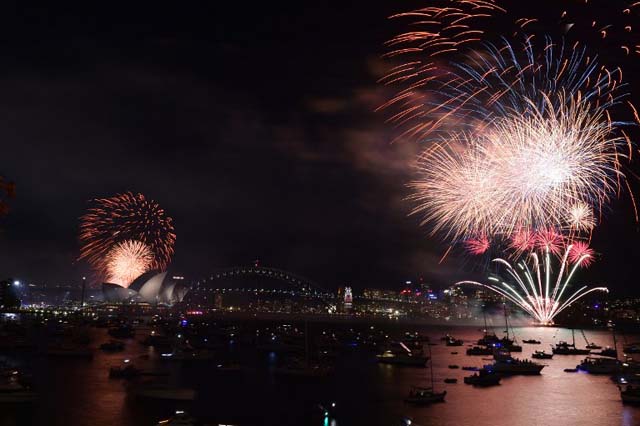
[0,1,639,295]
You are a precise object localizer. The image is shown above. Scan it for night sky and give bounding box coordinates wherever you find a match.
[0,1,639,295]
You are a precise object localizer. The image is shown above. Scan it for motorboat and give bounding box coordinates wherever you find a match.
[466,346,493,356]
[594,347,618,358]
[578,357,622,374]
[623,343,640,354]
[620,385,640,404]
[443,378,457,384]
[160,348,215,362]
[0,381,37,403]
[404,386,446,405]
[522,339,541,344]
[485,357,544,375]
[109,360,142,379]
[552,341,590,355]
[445,337,463,346]
[463,369,501,386]
[377,343,428,367]
[532,350,553,360]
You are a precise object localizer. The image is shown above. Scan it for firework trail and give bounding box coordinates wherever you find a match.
[105,240,154,287]
[456,244,606,324]
[79,192,176,278]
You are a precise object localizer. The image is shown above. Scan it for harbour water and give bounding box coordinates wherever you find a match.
[0,324,638,426]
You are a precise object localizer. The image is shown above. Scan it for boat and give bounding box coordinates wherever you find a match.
[404,386,446,405]
[552,330,591,355]
[477,332,502,346]
[522,339,541,344]
[109,360,142,379]
[461,366,479,371]
[160,347,215,362]
[577,357,622,374]
[448,365,459,369]
[581,330,601,350]
[141,332,172,347]
[464,368,501,387]
[623,343,640,354]
[445,337,463,346]
[466,346,493,356]
[156,410,196,426]
[594,347,618,358]
[100,340,125,351]
[443,378,457,384]
[404,342,446,405]
[619,385,640,404]
[564,368,578,373]
[0,381,37,403]
[377,342,428,367]
[450,352,458,355]
[485,357,544,375]
[532,350,553,360]
[131,384,196,401]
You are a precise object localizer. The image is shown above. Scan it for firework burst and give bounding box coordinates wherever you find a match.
[79,192,176,278]
[456,244,606,325]
[105,240,154,287]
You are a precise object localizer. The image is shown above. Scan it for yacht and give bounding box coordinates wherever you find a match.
[0,381,37,403]
[404,386,446,404]
[466,346,493,356]
[623,343,640,354]
[620,385,640,404]
[109,359,142,379]
[485,357,544,375]
[377,342,428,367]
[522,339,541,344]
[532,350,553,360]
[463,369,501,386]
[404,342,445,404]
[445,337,463,347]
[578,357,622,374]
[552,331,591,355]
[273,358,332,378]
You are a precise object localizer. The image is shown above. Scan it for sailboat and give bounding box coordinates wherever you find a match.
[552,329,591,355]
[404,344,446,405]
[499,305,522,352]
[274,320,332,377]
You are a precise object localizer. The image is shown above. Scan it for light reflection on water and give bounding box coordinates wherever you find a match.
[0,325,636,426]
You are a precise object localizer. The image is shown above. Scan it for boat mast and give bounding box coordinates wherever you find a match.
[305,320,309,369]
[483,305,488,337]
[572,328,576,347]
[428,342,434,390]
[503,303,509,340]
[612,328,618,360]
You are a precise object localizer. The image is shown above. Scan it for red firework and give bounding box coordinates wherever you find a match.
[79,192,176,277]
[535,228,564,255]
[464,236,490,255]
[509,229,536,254]
[568,241,595,267]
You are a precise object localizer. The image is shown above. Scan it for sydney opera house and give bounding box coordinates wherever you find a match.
[102,271,189,304]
